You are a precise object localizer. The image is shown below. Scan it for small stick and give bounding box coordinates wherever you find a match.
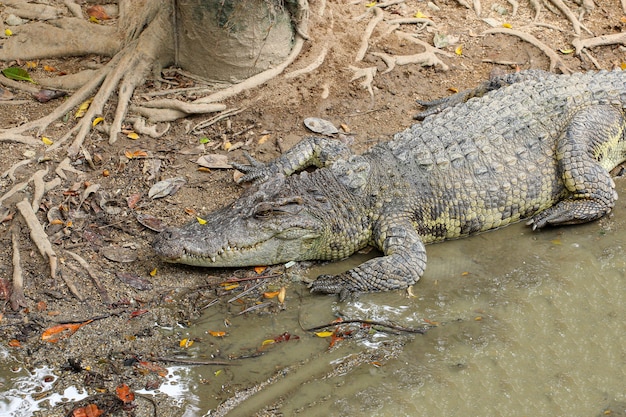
[16,199,57,279]
[227,282,264,303]
[223,273,282,283]
[237,301,273,315]
[154,357,237,366]
[304,319,430,334]
[10,226,27,311]
[66,250,112,305]
[59,267,85,302]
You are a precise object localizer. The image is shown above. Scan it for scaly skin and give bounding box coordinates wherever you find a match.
[153,70,626,296]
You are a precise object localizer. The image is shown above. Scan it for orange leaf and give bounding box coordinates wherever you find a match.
[87,5,110,20]
[254,266,267,274]
[138,361,168,377]
[43,65,57,72]
[115,384,135,403]
[72,403,103,417]
[41,320,93,343]
[8,339,21,347]
[263,291,280,299]
[209,330,226,337]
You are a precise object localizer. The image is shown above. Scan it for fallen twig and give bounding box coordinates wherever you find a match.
[304,319,431,334]
[59,268,84,302]
[155,357,237,366]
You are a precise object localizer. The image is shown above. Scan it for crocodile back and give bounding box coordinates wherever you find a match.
[374,71,626,242]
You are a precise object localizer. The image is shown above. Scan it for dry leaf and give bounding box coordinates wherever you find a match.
[209,331,226,337]
[87,5,111,20]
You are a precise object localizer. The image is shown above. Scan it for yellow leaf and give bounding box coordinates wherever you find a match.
[223,141,232,151]
[196,216,207,225]
[474,316,483,321]
[89,16,100,24]
[621,62,626,71]
[258,134,270,145]
[559,48,574,54]
[179,338,194,348]
[127,132,139,140]
[365,1,377,7]
[551,239,562,245]
[4,29,13,37]
[41,136,54,146]
[222,283,239,291]
[26,61,38,69]
[150,268,157,277]
[65,221,73,228]
[75,98,93,118]
[261,339,275,346]
[278,286,286,304]
[214,370,222,376]
[209,331,226,337]
[124,150,134,159]
[315,331,334,338]
[502,23,512,28]
[414,11,427,18]
[92,117,104,127]
[455,45,463,56]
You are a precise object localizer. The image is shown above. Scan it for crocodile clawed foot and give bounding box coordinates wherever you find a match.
[231,152,273,184]
[309,274,358,301]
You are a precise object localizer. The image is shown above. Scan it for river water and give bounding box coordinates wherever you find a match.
[2,181,625,416]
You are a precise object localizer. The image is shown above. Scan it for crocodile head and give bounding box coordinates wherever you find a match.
[153,173,336,267]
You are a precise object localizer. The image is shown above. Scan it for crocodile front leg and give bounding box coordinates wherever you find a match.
[233,136,353,183]
[529,105,625,229]
[310,218,427,297]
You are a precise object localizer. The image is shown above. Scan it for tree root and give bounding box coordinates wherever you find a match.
[484,28,571,73]
[10,225,27,311]
[573,33,626,55]
[355,7,383,62]
[546,0,592,36]
[16,198,57,280]
[349,66,377,96]
[374,31,452,73]
[66,251,111,305]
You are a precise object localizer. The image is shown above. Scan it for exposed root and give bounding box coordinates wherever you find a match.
[0,180,29,208]
[484,28,571,73]
[286,44,329,79]
[376,32,452,73]
[59,269,84,302]
[55,157,85,180]
[623,0,626,15]
[507,0,519,16]
[546,0,592,36]
[0,61,113,147]
[350,66,377,96]
[63,0,83,19]
[30,168,48,213]
[1,159,33,182]
[0,18,119,61]
[355,7,383,62]
[16,198,57,280]
[10,225,27,311]
[128,117,171,139]
[66,251,111,305]
[572,33,626,55]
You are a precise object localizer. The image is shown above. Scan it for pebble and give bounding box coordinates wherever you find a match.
[6,14,27,26]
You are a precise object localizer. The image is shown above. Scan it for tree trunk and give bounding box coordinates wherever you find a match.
[175,0,296,82]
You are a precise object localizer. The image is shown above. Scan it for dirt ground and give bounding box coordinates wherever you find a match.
[1,0,626,415]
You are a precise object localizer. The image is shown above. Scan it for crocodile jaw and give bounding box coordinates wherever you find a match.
[153,224,320,267]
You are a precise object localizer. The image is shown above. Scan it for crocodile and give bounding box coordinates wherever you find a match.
[153,69,626,296]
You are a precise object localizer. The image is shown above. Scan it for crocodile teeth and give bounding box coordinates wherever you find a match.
[211,256,216,263]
